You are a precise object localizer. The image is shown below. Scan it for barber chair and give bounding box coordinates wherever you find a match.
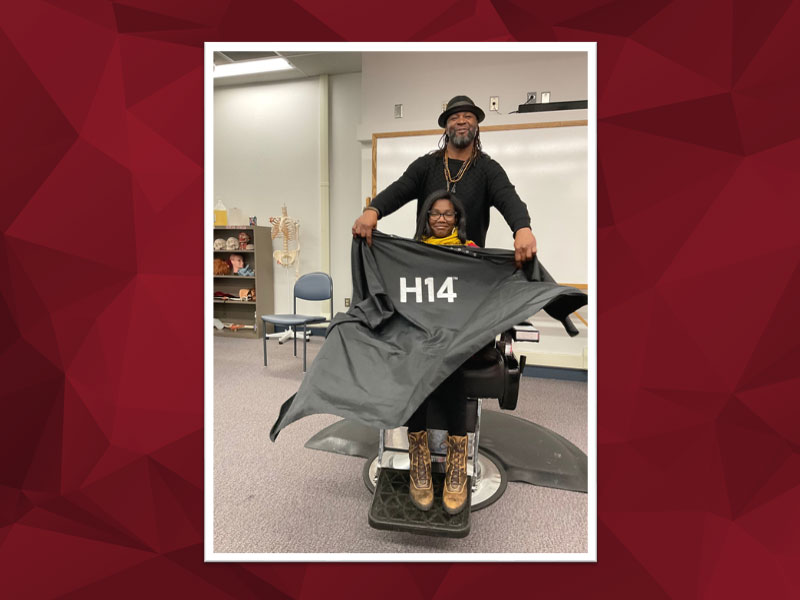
[366,328,526,538]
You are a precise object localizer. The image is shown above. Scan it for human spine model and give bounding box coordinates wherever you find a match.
[269,205,300,277]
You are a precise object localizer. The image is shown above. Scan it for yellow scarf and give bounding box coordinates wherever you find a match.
[422,228,474,246]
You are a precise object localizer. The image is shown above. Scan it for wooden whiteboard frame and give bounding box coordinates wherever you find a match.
[370,120,588,198]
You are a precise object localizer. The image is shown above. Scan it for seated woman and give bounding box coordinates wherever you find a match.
[405,189,478,515]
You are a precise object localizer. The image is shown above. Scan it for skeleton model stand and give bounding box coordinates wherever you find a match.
[266,205,306,344]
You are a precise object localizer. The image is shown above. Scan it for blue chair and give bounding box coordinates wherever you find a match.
[262,272,333,372]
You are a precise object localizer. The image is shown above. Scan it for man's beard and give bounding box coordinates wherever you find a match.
[447,124,477,149]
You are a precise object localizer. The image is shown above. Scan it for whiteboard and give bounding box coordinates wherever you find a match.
[374,124,588,284]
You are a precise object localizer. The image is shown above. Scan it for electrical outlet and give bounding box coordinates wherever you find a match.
[394,104,403,118]
[344,297,350,307]
[540,91,550,103]
[490,96,499,111]
[527,92,536,104]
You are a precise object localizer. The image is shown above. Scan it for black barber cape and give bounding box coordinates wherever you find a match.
[269,231,587,441]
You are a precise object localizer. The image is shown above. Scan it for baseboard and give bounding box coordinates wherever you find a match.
[522,364,587,382]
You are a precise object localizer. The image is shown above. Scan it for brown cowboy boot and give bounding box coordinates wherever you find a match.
[407,430,433,511]
[443,434,469,515]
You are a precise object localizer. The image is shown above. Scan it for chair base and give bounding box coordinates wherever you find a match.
[266,328,312,345]
[368,468,471,538]
[308,416,587,493]
[264,330,292,343]
[363,452,507,512]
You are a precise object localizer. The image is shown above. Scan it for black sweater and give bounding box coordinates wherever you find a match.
[370,152,531,247]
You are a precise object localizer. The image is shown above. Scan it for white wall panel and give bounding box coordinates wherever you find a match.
[214,78,321,314]
[328,72,362,313]
[375,124,588,284]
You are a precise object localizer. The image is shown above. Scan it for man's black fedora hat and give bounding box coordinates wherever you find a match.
[438,95,486,128]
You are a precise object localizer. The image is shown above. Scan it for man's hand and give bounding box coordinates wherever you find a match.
[352,209,379,246]
[514,227,537,268]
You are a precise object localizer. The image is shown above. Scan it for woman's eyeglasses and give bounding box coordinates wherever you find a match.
[428,211,457,221]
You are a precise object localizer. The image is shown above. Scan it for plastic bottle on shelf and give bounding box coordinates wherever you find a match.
[228,206,244,226]
[214,197,228,226]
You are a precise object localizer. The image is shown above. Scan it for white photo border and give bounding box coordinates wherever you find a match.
[204,41,597,563]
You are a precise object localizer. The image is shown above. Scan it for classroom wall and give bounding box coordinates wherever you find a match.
[358,51,588,137]
[214,78,322,314]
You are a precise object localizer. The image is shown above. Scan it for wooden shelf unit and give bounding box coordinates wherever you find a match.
[213,225,274,338]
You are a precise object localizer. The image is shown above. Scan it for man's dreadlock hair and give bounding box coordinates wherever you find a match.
[431,127,487,160]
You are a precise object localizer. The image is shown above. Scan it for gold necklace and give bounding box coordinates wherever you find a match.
[444,148,475,194]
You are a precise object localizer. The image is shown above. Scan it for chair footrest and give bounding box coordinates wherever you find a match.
[368,468,471,538]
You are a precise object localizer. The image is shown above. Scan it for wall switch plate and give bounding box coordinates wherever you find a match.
[490,96,499,111]
[442,102,448,112]
[527,92,536,103]
[344,297,350,307]
[540,91,550,103]
[394,104,403,118]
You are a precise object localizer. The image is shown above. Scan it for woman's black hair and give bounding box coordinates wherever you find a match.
[414,190,469,243]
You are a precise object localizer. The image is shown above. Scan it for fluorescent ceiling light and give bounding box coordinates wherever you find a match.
[214,57,293,78]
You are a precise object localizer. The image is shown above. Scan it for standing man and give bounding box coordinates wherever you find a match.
[352,95,538,267]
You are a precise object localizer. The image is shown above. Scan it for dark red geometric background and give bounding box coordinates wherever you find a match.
[1,1,798,598]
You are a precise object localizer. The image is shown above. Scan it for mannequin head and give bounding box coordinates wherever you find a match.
[230,253,244,274]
